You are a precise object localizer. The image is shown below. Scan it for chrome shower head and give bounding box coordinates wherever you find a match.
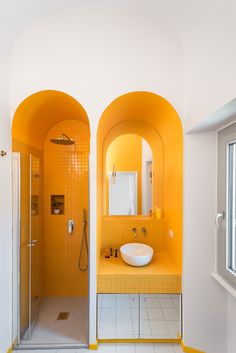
[50,133,75,145]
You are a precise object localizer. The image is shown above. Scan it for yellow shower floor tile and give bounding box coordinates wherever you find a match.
[98,253,181,294]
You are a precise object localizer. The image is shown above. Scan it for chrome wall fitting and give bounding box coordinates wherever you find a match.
[1,150,7,157]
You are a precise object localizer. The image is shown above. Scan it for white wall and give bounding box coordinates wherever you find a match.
[183,2,236,130]
[0,0,236,352]
[183,131,227,353]
[0,51,12,353]
[227,293,236,353]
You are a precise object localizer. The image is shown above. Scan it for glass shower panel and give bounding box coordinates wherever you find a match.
[19,154,42,341]
[19,153,30,340]
[30,155,41,332]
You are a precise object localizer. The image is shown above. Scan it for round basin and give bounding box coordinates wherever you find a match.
[120,243,153,267]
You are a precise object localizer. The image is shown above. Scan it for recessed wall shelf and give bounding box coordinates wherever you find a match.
[51,195,64,215]
[31,195,39,215]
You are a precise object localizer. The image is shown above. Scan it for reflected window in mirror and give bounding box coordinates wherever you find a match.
[106,134,153,216]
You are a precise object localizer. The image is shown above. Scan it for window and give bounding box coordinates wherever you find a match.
[217,124,236,289]
[227,142,236,274]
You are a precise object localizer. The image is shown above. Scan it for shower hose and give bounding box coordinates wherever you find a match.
[79,216,89,271]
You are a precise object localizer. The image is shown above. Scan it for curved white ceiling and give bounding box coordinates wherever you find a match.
[1,0,235,51]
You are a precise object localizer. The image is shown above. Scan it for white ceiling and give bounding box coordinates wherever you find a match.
[1,0,235,52]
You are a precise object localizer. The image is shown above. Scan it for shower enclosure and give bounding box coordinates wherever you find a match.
[12,119,90,348]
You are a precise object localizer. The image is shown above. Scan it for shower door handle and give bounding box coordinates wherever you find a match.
[28,240,37,247]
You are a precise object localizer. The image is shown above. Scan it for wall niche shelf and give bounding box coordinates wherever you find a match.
[51,195,64,215]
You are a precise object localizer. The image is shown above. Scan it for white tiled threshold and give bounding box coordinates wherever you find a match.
[16,343,184,353]
[20,297,88,345]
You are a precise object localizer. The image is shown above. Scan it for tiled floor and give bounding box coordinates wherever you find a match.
[21,297,88,345]
[16,343,184,353]
[98,294,181,339]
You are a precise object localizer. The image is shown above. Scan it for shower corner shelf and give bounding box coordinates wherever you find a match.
[51,195,65,215]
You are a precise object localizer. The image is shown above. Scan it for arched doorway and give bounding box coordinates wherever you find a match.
[96,91,183,342]
[12,90,90,348]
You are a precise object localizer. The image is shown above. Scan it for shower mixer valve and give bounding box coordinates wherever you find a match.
[68,220,74,234]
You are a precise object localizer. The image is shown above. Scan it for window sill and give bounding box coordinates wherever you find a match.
[212,272,236,298]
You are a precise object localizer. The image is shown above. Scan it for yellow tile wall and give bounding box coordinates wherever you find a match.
[43,119,90,296]
[101,217,167,254]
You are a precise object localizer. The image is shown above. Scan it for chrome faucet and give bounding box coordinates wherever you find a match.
[131,228,137,238]
[141,227,147,236]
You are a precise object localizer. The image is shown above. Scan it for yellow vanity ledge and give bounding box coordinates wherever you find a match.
[98,252,181,293]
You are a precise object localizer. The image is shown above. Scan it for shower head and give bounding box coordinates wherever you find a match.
[50,133,75,145]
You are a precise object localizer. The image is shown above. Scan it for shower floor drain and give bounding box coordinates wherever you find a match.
[57,312,70,320]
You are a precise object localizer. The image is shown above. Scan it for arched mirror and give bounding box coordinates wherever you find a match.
[106,134,153,216]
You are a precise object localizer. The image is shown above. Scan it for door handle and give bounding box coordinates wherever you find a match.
[28,243,35,247]
[27,240,37,247]
[215,212,225,229]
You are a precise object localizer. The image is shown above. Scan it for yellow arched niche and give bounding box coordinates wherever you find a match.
[97,91,183,271]
[12,89,89,150]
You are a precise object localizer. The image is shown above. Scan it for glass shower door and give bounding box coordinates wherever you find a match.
[18,154,41,342]
[30,155,41,335]
[18,153,30,341]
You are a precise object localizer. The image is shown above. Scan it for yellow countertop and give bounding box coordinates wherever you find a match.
[97,252,182,294]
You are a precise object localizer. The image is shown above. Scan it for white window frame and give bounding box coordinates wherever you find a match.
[213,124,236,297]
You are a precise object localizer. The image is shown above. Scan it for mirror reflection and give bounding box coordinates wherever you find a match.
[106,134,153,216]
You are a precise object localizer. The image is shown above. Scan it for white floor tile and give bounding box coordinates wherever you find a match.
[56,350,77,353]
[35,350,58,353]
[172,343,184,353]
[97,343,116,352]
[116,343,135,353]
[155,343,176,353]
[135,343,156,353]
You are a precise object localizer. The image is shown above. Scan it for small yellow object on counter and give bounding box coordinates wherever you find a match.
[153,207,162,219]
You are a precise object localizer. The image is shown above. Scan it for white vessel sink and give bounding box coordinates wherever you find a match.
[120,243,153,267]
